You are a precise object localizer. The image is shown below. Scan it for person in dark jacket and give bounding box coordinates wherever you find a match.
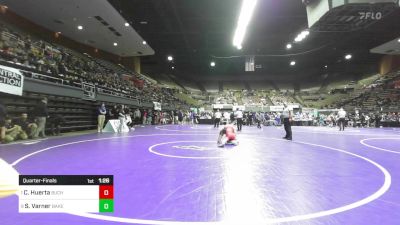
[33,97,49,138]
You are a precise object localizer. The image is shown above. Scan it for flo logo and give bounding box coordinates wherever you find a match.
[359,12,382,20]
[172,145,215,151]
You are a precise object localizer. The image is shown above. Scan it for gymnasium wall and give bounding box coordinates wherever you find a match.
[379,55,400,75]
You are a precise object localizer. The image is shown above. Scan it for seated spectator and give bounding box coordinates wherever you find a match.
[3,117,27,143]
[13,113,37,139]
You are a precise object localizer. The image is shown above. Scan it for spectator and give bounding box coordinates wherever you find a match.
[117,105,125,133]
[124,107,133,128]
[142,110,148,125]
[134,108,141,125]
[178,110,183,125]
[147,110,153,125]
[3,117,27,143]
[13,113,37,138]
[0,100,6,142]
[97,103,107,133]
[33,97,49,138]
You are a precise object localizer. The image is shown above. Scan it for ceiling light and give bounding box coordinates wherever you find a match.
[232,0,258,48]
[290,61,296,66]
[124,22,129,27]
[167,56,173,61]
[142,41,147,45]
[286,44,292,49]
[324,65,328,68]
[113,42,118,46]
[398,38,400,43]
[345,54,352,60]
[171,66,175,69]
[77,25,83,30]
[294,30,309,42]
[210,62,216,67]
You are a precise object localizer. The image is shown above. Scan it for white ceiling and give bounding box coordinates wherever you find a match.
[370,37,400,55]
[0,0,154,56]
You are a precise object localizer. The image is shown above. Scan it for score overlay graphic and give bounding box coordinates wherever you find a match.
[18,175,114,213]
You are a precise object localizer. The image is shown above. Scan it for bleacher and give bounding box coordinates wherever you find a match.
[202,81,219,93]
[1,91,97,132]
[247,81,273,91]
[223,81,245,91]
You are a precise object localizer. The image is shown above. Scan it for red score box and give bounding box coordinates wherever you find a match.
[99,185,114,199]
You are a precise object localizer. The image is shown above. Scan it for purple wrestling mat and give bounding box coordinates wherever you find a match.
[0,125,400,225]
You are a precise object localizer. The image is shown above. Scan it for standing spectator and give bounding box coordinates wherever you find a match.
[170,110,175,124]
[360,113,366,128]
[117,105,125,133]
[112,105,119,119]
[134,108,141,125]
[247,112,253,126]
[97,103,107,133]
[174,110,179,125]
[153,111,158,125]
[14,113,37,138]
[0,100,6,142]
[375,113,381,128]
[33,97,49,138]
[178,110,183,125]
[256,112,263,129]
[147,110,153,125]
[142,110,147,125]
[190,111,196,125]
[365,114,370,127]
[230,112,235,123]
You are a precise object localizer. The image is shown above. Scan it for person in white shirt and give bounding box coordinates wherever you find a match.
[338,108,346,131]
[214,109,222,128]
[282,104,292,140]
[223,111,230,121]
[234,108,243,131]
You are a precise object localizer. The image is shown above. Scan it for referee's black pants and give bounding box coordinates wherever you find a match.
[214,118,220,128]
[283,118,292,139]
[237,118,243,131]
[338,118,345,131]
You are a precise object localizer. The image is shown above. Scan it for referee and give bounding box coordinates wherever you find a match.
[234,108,243,131]
[338,108,346,131]
[214,109,222,128]
[282,103,292,140]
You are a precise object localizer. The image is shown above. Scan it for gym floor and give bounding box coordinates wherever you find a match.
[0,125,400,225]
